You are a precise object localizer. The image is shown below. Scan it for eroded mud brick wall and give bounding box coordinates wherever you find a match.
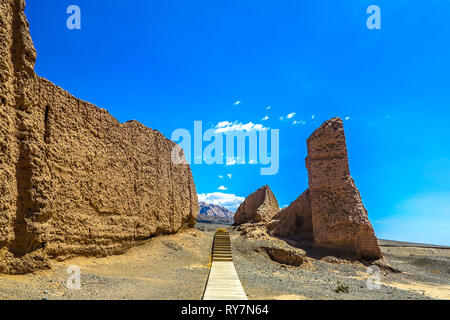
[306,118,381,260]
[0,0,198,274]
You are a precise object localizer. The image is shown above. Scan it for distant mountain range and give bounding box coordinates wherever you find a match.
[197,202,235,224]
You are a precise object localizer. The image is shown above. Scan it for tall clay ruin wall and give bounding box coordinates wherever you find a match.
[271,118,381,260]
[0,0,198,274]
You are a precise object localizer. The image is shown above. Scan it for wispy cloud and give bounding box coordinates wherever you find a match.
[287,113,296,119]
[311,114,316,120]
[198,192,245,211]
[214,121,269,134]
[226,158,237,166]
[216,121,233,128]
[218,175,224,179]
[234,101,241,106]
[262,116,269,121]
[345,117,350,121]
[266,106,272,110]
[293,120,306,125]
[218,186,228,191]
[227,174,232,179]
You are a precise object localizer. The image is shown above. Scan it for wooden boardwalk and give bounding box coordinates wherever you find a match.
[202,230,248,300]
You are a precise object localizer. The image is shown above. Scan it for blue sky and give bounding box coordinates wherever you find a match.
[26,0,450,245]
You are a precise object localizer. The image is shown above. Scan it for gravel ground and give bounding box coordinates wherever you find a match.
[0,222,448,300]
[228,225,450,300]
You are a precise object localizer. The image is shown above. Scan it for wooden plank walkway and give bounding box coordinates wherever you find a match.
[202,230,248,300]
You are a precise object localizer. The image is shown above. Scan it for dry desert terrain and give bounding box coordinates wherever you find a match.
[0,222,449,300]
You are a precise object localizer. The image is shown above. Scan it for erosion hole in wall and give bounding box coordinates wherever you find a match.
[44,105,50,143]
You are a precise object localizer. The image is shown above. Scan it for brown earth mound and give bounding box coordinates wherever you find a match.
[262,246,306,267]
[234,186,279,225]
[0,0,198,274]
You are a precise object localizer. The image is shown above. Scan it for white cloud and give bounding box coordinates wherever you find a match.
[227,174,232,179]
[262,116,269,121]
[266,106,272,110]
[287,113,296,119]
[311,114,316,120]
[214,121,269,134]
[218,186,228,191]
[218,175,224,179]
[293,120,306,125]
[278,113,297,121]
[345,117,350,121]
[216,121,233,128]
[198,192,245,211]
[234,101,241,106]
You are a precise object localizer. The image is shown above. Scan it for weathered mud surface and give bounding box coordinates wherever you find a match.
[0,0,198,274]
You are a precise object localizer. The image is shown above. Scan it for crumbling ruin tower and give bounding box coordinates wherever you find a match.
[234,186,279,225]
[0,0,198,274]
[271,118,381,260]
[306,118,381,260]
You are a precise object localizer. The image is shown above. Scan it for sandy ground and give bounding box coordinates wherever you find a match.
[0,222,448,300]
[0,228,211,300]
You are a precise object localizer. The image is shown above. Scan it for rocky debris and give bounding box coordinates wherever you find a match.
[261,246,306,267]
[271,118,381,260]
[163,241,184,252]
[235,223,269,239]
[234,223,313,268]
[320,256,349,264]
[0,0,198,275]
[234,186,279,225]
[372,259,402,275]
[197,202,234,224]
